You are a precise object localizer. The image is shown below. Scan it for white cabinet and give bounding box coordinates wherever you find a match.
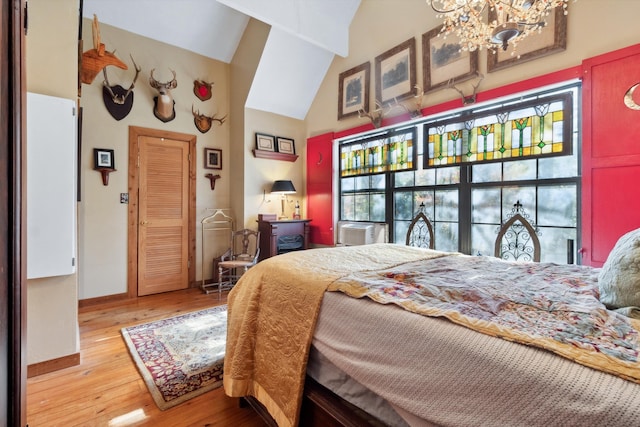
[27,92,77,278]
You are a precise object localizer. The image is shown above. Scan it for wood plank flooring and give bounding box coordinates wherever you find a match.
[26,287,267,427]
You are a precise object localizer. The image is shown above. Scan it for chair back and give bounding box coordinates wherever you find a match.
[231,228,260,264]
[494,201,540,262]
[406,203,434,249]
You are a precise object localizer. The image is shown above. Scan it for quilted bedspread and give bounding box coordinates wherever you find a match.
[224,244,640,427]
[329,252,640,383]
[223,244,443,427]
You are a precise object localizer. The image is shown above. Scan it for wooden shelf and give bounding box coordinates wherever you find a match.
[252,149,298,162]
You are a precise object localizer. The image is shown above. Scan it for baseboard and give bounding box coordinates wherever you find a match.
[78,292,130,309]
[27,352,80,378]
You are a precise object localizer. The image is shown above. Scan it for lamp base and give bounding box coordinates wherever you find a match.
[279,199,288,220]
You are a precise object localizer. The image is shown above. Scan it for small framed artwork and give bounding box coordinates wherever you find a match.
[255,133,276,152]
[338,61,370,120]
[375,37,417,105]
[422,26,479,92]
[204,148,222,169]
[487,7,567,73]
[276,137,296,155]
[94,148,114,169]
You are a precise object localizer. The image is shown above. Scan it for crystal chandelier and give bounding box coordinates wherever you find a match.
[427,0,572,53]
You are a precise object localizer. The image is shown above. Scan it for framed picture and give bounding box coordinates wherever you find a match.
[487,7,567,73]
[204,148,222,169]
[94,148,114,169]
[422,26,479,92]
[338,62,370,120]
[276,137,295,155]
[375,37,417,105]
[255,133,276,152]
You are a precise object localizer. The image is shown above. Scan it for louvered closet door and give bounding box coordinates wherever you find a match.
[138,135,189,295]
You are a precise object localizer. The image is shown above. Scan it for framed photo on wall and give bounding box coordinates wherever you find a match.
[94,148,114,169]
[487,7,567,72]
[375,38,417,105]
[204,148,222,169]
[422,26,479,92]
[255,133,276,152]
[276,137,295,154]
[338,61,370,120]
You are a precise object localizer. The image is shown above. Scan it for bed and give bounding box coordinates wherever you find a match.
[223,242,640,427]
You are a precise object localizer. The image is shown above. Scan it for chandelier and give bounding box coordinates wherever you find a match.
[427,0,572,53]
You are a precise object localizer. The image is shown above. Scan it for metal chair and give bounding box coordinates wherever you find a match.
[406,202,435,249]
[217,228,260,299]
[494,200,540,262]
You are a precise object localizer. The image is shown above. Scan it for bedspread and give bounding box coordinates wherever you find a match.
[223,244,446,427]
[329,253,640,383]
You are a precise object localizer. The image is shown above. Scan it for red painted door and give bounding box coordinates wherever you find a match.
[581,43,640,266]
[306,133,334,245]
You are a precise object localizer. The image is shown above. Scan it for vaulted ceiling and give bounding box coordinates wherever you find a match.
[82,0,361,120]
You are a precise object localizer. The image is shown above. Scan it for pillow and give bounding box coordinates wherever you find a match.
[598,228,640,313]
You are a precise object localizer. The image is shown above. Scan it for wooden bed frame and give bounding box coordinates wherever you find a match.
[241,376,387,426]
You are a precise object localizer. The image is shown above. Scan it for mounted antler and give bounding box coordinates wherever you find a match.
[358,101,387,128]
[149,68,178,122]
[410,86,425,117]
[448,72,484,105]
[103,55,141,105]
[393,86,425,118]
[192,105,227,133]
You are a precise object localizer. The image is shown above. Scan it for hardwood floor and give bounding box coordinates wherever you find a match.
[26,287,267,427]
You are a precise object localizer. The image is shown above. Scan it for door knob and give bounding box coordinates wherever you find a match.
[140,220,149,225]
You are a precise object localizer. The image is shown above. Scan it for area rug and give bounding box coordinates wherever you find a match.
[121,305,227,410]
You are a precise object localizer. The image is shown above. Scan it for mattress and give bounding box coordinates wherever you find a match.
[312,291,640,427]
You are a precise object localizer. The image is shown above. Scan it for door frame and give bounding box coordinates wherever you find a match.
[127,126,197,298]
[3,0,27,423]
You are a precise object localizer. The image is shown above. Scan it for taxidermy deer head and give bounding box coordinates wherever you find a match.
[448,72,484,105]
[192,106,227,134]
[149,68,178,122]
[102,55,141,121]
[81,15,128,84]
[193,80,214,101]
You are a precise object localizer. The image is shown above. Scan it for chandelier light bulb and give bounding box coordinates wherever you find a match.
[427,0,574,53]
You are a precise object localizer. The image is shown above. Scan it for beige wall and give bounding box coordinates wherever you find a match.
[230,19,308,229]
[26,0,80,365]
[78,21,232,299]
[306,0,640,137]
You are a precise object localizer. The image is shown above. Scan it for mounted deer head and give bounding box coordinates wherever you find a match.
[448,72,484,105]
[102,55,141,121]
[193,79,214,101]
[192,106,227,134]
[149,68,178,122]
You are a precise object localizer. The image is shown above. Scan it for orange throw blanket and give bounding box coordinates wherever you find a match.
[223,244,444,427]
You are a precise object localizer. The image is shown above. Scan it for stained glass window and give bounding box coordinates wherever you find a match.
[340,128,416,177]
[424,92,572,167]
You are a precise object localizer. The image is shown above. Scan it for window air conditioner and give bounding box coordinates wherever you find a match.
[337,221,388,246]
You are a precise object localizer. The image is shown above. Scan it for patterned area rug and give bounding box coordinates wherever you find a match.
[121,305,227,410]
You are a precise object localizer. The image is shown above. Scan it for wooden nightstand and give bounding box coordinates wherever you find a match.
[257,214,311,261]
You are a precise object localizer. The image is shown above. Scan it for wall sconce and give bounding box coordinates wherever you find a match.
[271,180,296,219]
